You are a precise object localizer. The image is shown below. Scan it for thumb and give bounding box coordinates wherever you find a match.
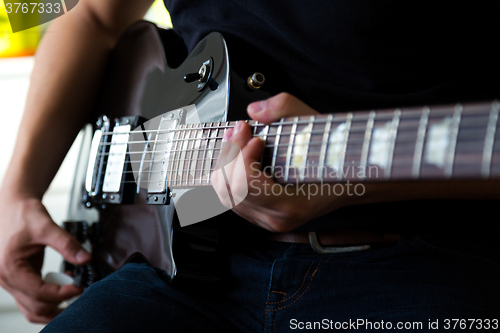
[40,222,91,265]
[247,92,320,124]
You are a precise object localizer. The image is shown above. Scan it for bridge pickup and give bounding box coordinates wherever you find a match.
[83,116,143,208]
[128,107,187,205]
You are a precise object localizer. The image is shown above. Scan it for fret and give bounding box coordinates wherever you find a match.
[300,116,315,181]
[317,114,333,180]
[172,126,184,185]
[337,113,353,180]
[200,123,212,185]
[481,101,500,178]
[167,127,178,186]
[257,123,270,167]
[253,121,258,136]
[271,119,284,175]
[215,121,224,172]
[207,122,221,184]
[359,111,376,179]
[177,125,189,186]
[181,125,191,186]
[136,131,152,193]
[168,126,176,186]
[285,117,299,181]
[147,128,159,188]
[192,124,204,185]
[385,109,401,179]
[258,123,270,142]
[180,124,192,185]
[187,125,200,185]
[203,123,213,185]
[412,106,430,179]
[215,121,228,164]
[193,124,203,185]
[189,125,197,185]
[444,104,463,178]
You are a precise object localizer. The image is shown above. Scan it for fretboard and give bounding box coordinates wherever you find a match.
[165,100,500,187]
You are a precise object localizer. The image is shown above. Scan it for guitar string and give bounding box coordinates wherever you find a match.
[97,128,491,180]
[99,145,489,187]
[99,128,492,186]
[103,152,486,178]
[95,131,494,158]
[99,113,496,138]
[97,140,492,185]
[98,103,497,136]
[101,143,495,188]
[103,145,487,168]
[96,154,491,188]
[96,111,497,152]
[93,103,499,186]
[97,120,493,147]
[89,103,499,189]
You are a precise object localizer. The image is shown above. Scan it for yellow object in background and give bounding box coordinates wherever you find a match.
[0,1,41,57]
[0,0,171,58]
[145,0,172,28]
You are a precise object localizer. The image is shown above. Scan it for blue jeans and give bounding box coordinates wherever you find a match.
[42,234,500,332]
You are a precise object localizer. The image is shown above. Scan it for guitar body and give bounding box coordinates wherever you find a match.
[65,21,270,287]
[64,21,500,289]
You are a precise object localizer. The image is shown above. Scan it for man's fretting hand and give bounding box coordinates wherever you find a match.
[212,93,348,232]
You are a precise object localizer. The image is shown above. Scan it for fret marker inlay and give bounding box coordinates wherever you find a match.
[424,117,452,169]
[369,121,392,170]
[325,122,348,172]
[291,121,313,177]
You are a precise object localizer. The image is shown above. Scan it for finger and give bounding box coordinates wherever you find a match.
[7,281,65,323]
[229,121,253,148]
[241,138,266,178]
[16,299,61,324]
[229,121,267,180]
[5,260,82,304]
[36,220,91,266]
[213,123,254,207]
[247,92,320,124]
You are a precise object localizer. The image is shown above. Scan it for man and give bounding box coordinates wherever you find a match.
[0,0,499,331]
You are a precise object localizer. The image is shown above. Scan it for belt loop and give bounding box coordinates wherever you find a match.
[308,232,371,254]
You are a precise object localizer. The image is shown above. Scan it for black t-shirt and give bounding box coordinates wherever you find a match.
[163,1,500,234]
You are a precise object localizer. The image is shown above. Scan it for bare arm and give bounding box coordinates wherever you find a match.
[4,0,154,198]
[0,0,153,323]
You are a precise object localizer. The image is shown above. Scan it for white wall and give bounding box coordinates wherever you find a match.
[0,56,81,332]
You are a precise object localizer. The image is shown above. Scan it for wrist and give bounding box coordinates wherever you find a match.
[0,174,45,202]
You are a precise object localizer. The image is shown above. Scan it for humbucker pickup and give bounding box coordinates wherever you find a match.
[83,115,143,208]
[83,108,187,208]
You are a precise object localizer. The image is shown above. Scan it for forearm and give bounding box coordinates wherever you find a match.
[2,0,152,199]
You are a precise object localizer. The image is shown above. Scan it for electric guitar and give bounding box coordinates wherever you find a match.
[62,21,500,288]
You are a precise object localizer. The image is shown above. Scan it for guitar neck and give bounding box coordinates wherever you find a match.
[165,100,500,188]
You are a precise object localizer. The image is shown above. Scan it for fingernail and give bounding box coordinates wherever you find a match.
[223,128,233,142]
[248,100,266,114]
[75,250,90,263]
[234,121,243,134]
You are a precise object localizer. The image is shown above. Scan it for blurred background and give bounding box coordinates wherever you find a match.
[0,1,171,331]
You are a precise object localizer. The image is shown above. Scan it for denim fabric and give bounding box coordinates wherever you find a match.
[42,234,500,332]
